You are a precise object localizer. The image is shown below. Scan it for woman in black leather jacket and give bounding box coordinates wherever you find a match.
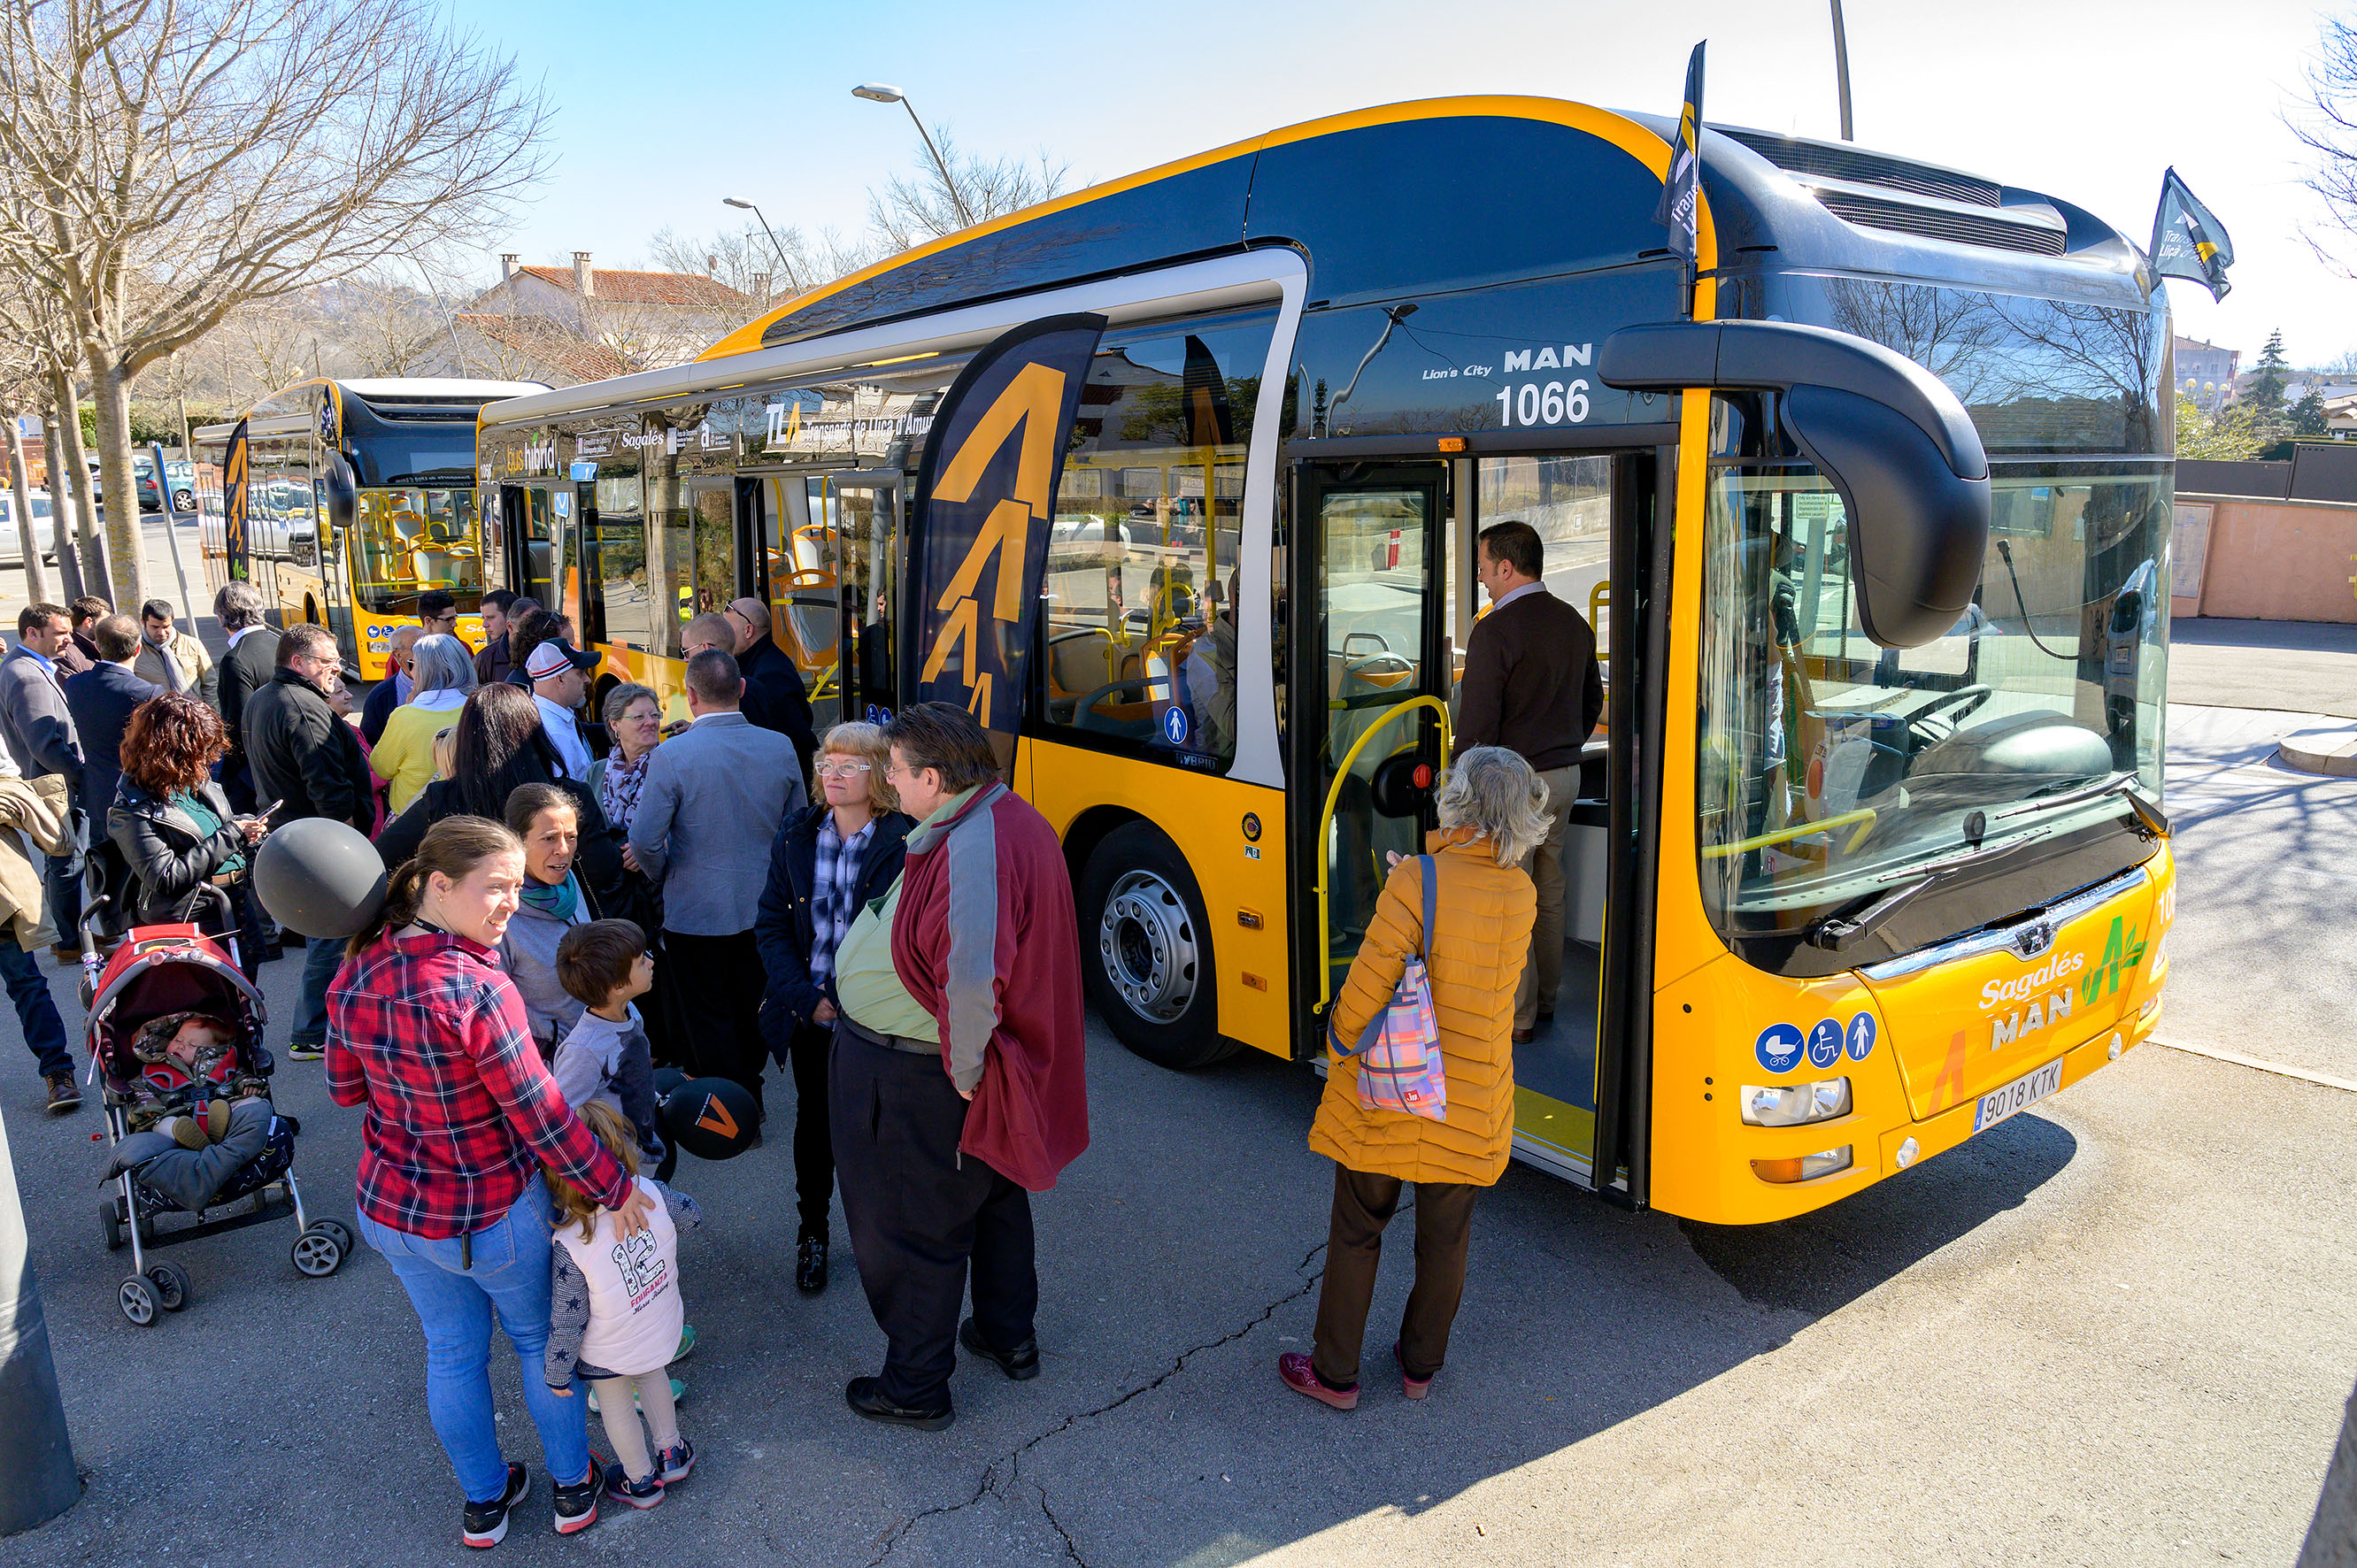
[752,720,913,1295]
[109,694,268,975]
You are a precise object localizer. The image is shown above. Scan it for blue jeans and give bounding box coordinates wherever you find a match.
[291,934,343,1047]
[357,1179,589,1503]
[0,940,71,1080]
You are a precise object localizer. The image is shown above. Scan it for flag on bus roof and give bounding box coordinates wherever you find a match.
[1653,41,1706,263]
[2149,168,2234,300]
[905,311,1108,750]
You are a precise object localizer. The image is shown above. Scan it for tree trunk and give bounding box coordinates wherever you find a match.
[40,384,86,602]
[87,351,150,608]
[3,415,52,605]
[44,364,109,604]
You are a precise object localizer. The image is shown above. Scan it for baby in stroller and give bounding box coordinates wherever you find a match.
[91,925,349,1325]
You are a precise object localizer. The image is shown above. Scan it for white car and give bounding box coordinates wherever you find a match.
[0,491,60,565]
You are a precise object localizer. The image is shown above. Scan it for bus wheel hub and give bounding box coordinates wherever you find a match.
[1099,871,1197,1023]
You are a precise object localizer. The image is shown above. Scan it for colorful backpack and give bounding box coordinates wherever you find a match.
[1333,854,1448,1122]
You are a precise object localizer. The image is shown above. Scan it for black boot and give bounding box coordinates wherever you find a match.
[796,1234,828,1294]
[845,1377,952,1430]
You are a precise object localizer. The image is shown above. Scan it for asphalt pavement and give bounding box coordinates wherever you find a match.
[0,604,2347,1565]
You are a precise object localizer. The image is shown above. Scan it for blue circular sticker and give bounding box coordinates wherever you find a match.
[1845,1012,1877,1062]
[1754,1022,1805,1076]
[1162,706,1189,745]
[1806,1018,1845,1071]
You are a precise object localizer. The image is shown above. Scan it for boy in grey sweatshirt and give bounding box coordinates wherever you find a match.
[552,919,667,1172]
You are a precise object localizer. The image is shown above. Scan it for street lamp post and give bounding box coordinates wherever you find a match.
[720,198,802,296]
[851,83,975,229]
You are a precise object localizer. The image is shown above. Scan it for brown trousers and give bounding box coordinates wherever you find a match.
[1514,764,1582,1030]
[1311,1165,1480,1388]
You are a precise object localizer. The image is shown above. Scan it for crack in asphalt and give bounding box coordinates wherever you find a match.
[867,1239,1331,1568]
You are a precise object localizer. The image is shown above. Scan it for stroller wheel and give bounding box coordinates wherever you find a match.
[316,1218,354,1253]
[101,1197,124,1252]
[147,1260,191,1312]
[118,1274,159,1326]
[292,1224,344,1278]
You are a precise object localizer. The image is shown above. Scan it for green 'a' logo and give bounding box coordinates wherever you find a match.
[2080,917,2146,1005]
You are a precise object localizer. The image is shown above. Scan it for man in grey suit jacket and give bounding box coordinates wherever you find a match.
[0,603,88,960]
[628,648,801,1114]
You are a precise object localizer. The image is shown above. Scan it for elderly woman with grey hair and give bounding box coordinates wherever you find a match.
[1279,744,1547,1412]
[586,681,663,836]
[369,632,478,814]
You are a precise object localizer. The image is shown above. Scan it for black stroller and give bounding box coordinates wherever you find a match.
[85,920,350,1326]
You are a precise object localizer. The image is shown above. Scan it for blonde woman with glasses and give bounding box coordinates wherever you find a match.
[751,721,912,1295]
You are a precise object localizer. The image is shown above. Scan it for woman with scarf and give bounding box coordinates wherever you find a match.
[497,783,601,1057]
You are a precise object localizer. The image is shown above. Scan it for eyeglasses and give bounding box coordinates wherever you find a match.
[814,759,873,778]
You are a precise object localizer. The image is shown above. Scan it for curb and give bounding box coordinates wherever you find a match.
[2277,733,2357,778]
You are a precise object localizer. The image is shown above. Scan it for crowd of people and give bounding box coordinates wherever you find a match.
[0,533,1603,1549]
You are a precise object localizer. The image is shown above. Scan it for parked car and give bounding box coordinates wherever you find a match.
[87,455,167,512]
[162,459,196,511]
[0,490,60,565]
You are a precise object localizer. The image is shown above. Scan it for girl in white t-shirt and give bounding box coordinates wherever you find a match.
[543,1102,702,1508]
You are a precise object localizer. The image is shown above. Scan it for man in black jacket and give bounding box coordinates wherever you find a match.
[1452,519,1603,1044]
[724,596,818,781]
[244,623,372,1058]
[213,581,280,814]
[60,615,152,827]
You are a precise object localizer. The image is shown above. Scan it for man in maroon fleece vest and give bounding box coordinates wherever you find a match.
[830,703,1089,1428]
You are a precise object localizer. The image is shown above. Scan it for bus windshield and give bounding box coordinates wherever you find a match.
[1697,462,2169,930]
[349,487,482,613]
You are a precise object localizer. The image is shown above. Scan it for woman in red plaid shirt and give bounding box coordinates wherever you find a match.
[327,816,656,1549]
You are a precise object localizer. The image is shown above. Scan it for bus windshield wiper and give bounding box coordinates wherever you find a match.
[1991,771,2168,837]
[1805,828,2053,953]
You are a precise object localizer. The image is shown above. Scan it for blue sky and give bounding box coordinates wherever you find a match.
[466,0,2353,367]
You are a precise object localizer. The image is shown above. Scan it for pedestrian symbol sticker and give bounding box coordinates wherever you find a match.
[1845,1012,1877,1062]
[1754,1022,1805,1075]
[1162,707,1189,746]
[1806,1018,1845,1071]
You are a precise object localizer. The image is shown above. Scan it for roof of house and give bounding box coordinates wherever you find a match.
[511,266,750,308]
[453,313,637,382]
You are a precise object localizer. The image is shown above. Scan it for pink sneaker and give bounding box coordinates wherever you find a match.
[1394,1341,1433,1401]
[1277,1351,1358,1410]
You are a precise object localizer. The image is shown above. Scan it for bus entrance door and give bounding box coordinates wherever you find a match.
[1296,460,1449,1045]
[798,471,902,726]
[498,484,557,614]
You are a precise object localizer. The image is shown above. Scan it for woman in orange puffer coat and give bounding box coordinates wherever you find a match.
[1281,745,1549,1410]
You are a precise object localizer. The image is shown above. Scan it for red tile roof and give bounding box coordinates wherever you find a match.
[512,266,750,308]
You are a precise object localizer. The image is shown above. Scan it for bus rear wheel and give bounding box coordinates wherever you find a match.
[1079,822,1232,1070]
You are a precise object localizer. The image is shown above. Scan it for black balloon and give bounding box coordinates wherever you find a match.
[659,1077,758,1162]
[651,1067,688,1102]
[251,819,387,939]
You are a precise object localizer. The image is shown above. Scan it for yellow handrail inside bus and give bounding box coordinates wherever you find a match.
[1699,806,1877,859]
[808,659,839,700]
[1313,693,1453,1017]
[1589,580,1609,633]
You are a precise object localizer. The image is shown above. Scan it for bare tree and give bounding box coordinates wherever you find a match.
[866,125,1071,251]
[0,0,552,603]
[0,332,55,602]
[0,274,104,593]
[2296,11,2357,273]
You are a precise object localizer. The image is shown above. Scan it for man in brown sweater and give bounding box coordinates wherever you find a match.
[1452,519,1603,1041]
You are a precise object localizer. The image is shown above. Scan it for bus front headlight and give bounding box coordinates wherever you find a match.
[1739,1078,1852,1126]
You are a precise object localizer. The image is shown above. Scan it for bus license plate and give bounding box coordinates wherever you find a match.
[1972,1058,2066,1134]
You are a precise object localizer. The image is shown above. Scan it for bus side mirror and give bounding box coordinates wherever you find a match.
[322,450,358,534]
[1598,319,1991,649]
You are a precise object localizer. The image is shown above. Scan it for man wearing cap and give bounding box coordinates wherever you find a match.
[723,597,818,783]
[528,638,599,781]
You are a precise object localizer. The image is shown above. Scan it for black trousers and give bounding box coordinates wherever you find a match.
[830,1025,1036,1410]
[664,929,768,1112]
[788,1020,836,1241]
[1311,1166,1479,1388]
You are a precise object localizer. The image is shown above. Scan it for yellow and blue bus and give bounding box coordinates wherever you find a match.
[474,98,2175,1223]
[195,378,546,679]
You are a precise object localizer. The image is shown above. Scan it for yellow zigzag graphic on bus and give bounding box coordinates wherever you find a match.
[920,362,1072,719]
